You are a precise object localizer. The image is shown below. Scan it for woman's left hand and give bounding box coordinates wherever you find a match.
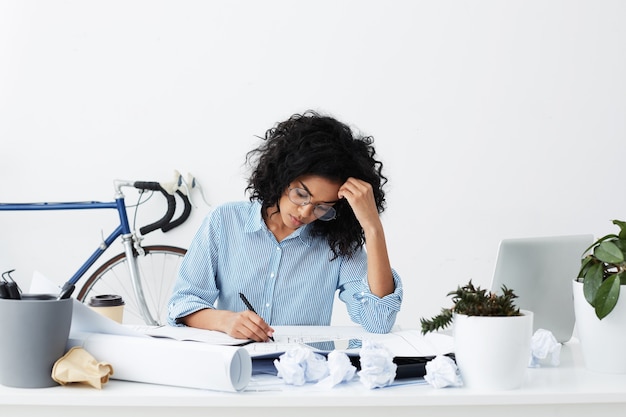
[337,177,381,229]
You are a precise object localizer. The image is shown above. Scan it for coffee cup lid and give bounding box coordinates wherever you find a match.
[88,294,125,307]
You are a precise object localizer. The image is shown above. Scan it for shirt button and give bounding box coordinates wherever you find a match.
[265,303,270,308]
[270,273,275,278]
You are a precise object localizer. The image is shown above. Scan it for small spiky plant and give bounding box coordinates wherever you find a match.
[420,280,521,334]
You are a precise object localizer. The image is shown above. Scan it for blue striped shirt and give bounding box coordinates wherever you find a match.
[167,201,403,333]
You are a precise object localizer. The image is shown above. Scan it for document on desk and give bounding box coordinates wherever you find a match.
[135,325,253,346]
[136,325,456,359]
[243,325,368,358]
[126,325,367,355]
[240,326,454,358]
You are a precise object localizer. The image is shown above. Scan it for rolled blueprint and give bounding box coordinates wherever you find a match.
[68,332,251,392]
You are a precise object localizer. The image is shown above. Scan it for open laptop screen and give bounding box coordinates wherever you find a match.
[490,234,593,343]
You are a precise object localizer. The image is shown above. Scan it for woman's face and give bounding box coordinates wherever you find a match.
[277,175,341,230]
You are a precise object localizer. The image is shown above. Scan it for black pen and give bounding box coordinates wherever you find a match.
[239,292,274,342]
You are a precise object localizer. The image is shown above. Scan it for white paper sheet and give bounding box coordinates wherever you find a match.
[242,326,454,359]
[68,332,251,392]
[136,324,252,345]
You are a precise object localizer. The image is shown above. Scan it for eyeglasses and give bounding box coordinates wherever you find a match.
[287,187,337,221]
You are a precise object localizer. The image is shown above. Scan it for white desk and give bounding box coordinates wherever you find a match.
[1,339,625,417]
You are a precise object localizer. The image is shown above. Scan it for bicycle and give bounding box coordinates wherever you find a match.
[0,172,205,326]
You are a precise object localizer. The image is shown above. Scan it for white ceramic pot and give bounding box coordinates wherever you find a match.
[454,310,533,390]
[573,280,626,373]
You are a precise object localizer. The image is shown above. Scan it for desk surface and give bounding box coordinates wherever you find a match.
[1,338,625,417]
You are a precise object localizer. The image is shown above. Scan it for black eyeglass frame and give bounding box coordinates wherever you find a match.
[287,187,337,221]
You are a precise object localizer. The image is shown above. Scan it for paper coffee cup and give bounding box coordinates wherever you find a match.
[88,294,125,323]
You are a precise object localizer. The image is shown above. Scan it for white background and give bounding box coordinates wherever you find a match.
[1,0,625,329]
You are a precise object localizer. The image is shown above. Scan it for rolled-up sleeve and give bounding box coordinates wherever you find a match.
[167,214,220,326]
[338,250,403,334]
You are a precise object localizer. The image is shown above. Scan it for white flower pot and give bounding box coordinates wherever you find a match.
[454,310,533,390]
[573,280,626,373]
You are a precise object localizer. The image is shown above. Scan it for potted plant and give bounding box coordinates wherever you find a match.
[421,280,533,390]
[574,219,626,373]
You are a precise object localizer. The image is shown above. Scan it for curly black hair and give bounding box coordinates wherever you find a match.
[245,110,388,259]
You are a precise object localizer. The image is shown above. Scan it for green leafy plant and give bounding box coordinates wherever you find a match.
[420,280,521,335]
[578,219,626,320]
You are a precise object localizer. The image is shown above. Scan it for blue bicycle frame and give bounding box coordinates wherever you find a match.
[0,198,131,296]
[0,179,187,325]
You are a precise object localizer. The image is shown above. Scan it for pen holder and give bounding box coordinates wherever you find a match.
[0,294,73,388]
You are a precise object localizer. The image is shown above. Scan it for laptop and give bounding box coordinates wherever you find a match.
[489,234,594,343]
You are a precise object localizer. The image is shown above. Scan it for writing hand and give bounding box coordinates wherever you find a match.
[224,310,275,342]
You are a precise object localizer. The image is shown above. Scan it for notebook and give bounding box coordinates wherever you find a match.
[489,234,594,343]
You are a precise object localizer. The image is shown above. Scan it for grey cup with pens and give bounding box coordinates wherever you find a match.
[0,294,73,388]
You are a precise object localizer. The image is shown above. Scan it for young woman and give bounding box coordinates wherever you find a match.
[167,111,402,341]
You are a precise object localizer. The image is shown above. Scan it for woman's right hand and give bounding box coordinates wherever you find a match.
[221,310,275,342]
[181,308,274,342]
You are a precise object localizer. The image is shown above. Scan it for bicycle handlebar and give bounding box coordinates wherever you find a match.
[132,181,192,235]
[161,189,192,232]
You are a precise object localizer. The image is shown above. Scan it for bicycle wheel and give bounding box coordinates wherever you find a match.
[77,245,187,326]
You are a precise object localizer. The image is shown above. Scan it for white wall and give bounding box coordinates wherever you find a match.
[1,0,625,329]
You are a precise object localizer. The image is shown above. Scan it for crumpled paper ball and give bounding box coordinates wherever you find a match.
[357,340,397,389]
[52,346,114,389]
[316,350,357,389]
[528,328,561,367]
[424,355,463,388]
[274,345,329,385]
